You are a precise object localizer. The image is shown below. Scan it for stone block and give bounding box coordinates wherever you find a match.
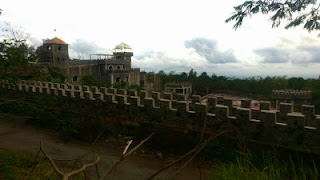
[140,91,148,105]
[260,110,276,127]
[105,93,115,103]
[82,85,90,92]
[53,83,60,89]
[287,113,305,129]
[260,101,271,110]
[108,88,117,94]
[118,89,127,95]
[84,91,94,100]
[60,84,68,90]
[216,96,224,104]
[301,105,315,117]
[223,98,233,108]
[128,96,140,106]
[279,103,293,114]
[163,92,173,100]
[241,99,251,108]
[100,87,108,94]
[129,90,137,96]
[91,86,99,93]
[65,90,75,98]
[94,92,104,101]
[74,91,84,99]
[49,88,57,96]
[177,94,187,101]
[160,99,172,111]
[144,98,155,110]
[192,95,201,104]
[58,89,66,97]
[215,105,229,121]
[176,101,189,113]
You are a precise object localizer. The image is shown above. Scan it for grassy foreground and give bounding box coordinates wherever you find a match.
[0,148,85,180]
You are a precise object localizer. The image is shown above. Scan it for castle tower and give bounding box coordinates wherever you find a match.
[113,43,133,69]
[37,37,69,63]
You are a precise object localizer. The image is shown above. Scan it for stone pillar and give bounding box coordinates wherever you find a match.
[207,97,217,113]
[278,103,293,123]
[301,105,316,127]
[260,110,276,127]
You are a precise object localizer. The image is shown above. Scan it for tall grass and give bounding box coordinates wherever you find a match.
[209,151,319,180]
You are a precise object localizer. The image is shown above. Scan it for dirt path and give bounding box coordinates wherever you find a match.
[0,113,211,180]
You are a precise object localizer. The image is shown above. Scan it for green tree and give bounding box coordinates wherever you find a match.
[0,39,37,82]
[226,0,320,35]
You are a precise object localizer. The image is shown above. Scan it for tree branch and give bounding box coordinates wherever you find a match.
[40,140,100,180]
[101,133,154,180]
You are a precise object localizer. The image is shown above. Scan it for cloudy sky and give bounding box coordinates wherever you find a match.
[1,0,320,78]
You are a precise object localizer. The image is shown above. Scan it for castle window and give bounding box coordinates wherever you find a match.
[116,56,121,59]
[47,46,51,50]
[72,76,78,82]
[116,77,121,82]
[117,66,121,70]
[58,46,62,51]
[108,66,113,70]
[57,58,60,62]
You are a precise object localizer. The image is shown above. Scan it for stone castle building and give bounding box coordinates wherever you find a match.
[36,37,160,90]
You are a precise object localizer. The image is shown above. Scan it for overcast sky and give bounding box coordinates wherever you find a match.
[1,0,320,78]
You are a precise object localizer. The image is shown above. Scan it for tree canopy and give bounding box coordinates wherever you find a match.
[226,0,320,35]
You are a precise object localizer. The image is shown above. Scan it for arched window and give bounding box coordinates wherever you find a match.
[117,66,121,70]
[116,77,121,82]
[108,66,113,70]
[72,76,78,82]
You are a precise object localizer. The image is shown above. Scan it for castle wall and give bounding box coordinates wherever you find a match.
[2,80,320,155]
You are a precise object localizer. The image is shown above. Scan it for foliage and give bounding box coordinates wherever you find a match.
[128,84,145,93]
[81,75,99,86]
[113,80,127,89]
[0,39,37,83]
[226,0,320,35]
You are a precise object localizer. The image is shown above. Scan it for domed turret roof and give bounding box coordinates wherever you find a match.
[43,37,68,45]
[114,43,132,51]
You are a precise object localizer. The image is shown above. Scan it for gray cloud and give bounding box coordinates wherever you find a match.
[184,38,237,64]
[254,48,289,63]
[135,50,155,60]
[295,45,320,63]
[69,39,110,59]
[254,37,320,64]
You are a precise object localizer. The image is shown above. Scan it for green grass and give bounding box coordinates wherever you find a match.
[209,152,319,180]
[0,148,86,180]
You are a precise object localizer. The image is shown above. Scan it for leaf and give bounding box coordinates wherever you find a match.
[285,14,308,29]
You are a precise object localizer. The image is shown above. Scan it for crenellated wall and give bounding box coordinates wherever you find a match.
[1,80,320,154]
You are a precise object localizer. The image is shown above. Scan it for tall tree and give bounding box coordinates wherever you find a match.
[226,0,320,35]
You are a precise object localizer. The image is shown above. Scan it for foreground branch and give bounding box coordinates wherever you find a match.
[40,140,100,180]
[101,133,154,180]
[146,130,227,180]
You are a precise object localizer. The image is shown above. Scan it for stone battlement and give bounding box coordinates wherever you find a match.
[1,80,320,154]
[272,89,312,99]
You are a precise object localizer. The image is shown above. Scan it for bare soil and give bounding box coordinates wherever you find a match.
[0,113,212,180]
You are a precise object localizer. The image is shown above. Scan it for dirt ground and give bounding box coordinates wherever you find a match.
[0,113,212,180]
